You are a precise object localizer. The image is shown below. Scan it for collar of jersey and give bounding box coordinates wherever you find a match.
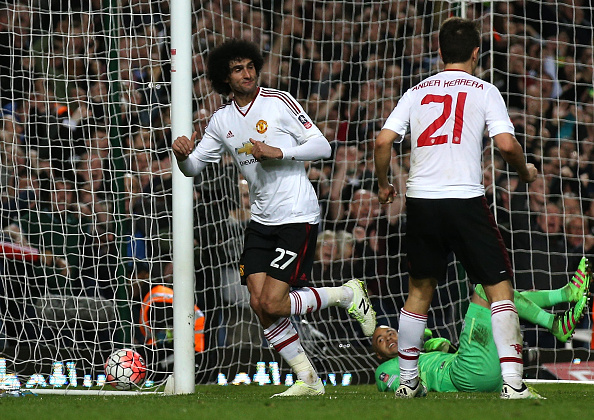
[233,87,260,117]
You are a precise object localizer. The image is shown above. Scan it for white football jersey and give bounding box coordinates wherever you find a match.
[383,70,515,199]
[189,87,324,225]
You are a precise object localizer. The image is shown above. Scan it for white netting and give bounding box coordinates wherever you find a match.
[0,0,592,390]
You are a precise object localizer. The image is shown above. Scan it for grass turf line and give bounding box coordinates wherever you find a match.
[0,383,592,420]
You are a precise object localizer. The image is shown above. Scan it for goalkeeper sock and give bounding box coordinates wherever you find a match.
[263,318,318,385]
[520,289,567,308]
[397,309,427,387]
[513,290,554,329]
[491,300,523,389]
[290,286,350,315]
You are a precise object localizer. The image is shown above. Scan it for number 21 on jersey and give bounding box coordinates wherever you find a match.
[417,92,467,147]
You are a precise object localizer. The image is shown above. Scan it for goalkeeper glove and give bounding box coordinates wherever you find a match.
[423,328,433,341]
[423,337,458,353]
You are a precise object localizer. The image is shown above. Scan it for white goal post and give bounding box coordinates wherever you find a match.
[0,0,593,395]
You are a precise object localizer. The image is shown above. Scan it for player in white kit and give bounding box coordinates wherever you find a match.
[172,39,376,397]
[374,18,539,399]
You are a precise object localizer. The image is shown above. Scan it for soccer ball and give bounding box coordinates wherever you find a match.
[104,349,147,390]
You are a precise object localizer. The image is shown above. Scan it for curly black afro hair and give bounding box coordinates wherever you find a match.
[206,39,264,96]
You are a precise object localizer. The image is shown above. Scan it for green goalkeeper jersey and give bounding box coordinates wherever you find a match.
[375,303,503,393]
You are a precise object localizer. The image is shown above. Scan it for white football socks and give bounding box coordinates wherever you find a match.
[397,309,427,387]
[491,300,524,389]
[289,285,352,315]
[263,317,318,385]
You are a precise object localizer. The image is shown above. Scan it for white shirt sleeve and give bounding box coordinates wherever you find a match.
[272,91,331,160]
[177,154,209,177]
[177,124,224,177]
[279,133,331,161]
[382,91,411,141]
[485,85,515,137]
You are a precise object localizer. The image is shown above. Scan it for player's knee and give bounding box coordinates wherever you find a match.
[249,294,264,316]
[259,298,284,318]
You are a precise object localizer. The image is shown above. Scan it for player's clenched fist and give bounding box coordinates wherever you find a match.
[378,183,396,204]
[172,132,198,161]
[520,163,538,184]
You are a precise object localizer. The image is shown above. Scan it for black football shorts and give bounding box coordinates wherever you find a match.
[405,196,513,285]
[239,221,318,287]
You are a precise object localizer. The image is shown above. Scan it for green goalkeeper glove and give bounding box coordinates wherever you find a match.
[423,337,458,353]
[423,328,433,340]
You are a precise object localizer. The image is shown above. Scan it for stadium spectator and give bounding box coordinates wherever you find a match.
[511,202,569,315]
[171,39,375,397]
[326,143,372,224]
[373,259,590,394]
[566,215,594,266]
[311,230,351,284]
[374,17,538,398]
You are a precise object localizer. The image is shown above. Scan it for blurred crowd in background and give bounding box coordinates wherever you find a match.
[0,0,593,352]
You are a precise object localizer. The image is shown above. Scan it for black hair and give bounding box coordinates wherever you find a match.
[439,17,481,64]
[206,39,265,96]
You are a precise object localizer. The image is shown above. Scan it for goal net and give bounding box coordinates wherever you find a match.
[0,0,592,391]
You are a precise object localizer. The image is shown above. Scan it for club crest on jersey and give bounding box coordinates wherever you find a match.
[256,120,268,134]
[235,141,253,155]
[298,114,312,129]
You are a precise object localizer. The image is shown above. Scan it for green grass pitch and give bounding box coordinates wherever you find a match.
[1,383,593,420]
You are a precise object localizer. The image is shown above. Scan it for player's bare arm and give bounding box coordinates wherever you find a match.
[249,138,283,161]
[172,132,198,161]
[374,128,400,204]
[493,132,538,183]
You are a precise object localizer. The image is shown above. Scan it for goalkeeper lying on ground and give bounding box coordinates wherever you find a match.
[373,257,591,393]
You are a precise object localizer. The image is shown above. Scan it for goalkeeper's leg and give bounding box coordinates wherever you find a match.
[518,256,591,307]
[476,284,555,330]
[476,258,591,342]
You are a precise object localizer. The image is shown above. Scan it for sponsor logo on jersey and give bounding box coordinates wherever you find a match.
[226,130,234,138]
[236,141,258,166]
[236,141,254,155]
[256,119,268,134]
[298,114,312,129]
[240,158,257,166]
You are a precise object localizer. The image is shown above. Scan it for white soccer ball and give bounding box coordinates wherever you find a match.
[104,349,147,390]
